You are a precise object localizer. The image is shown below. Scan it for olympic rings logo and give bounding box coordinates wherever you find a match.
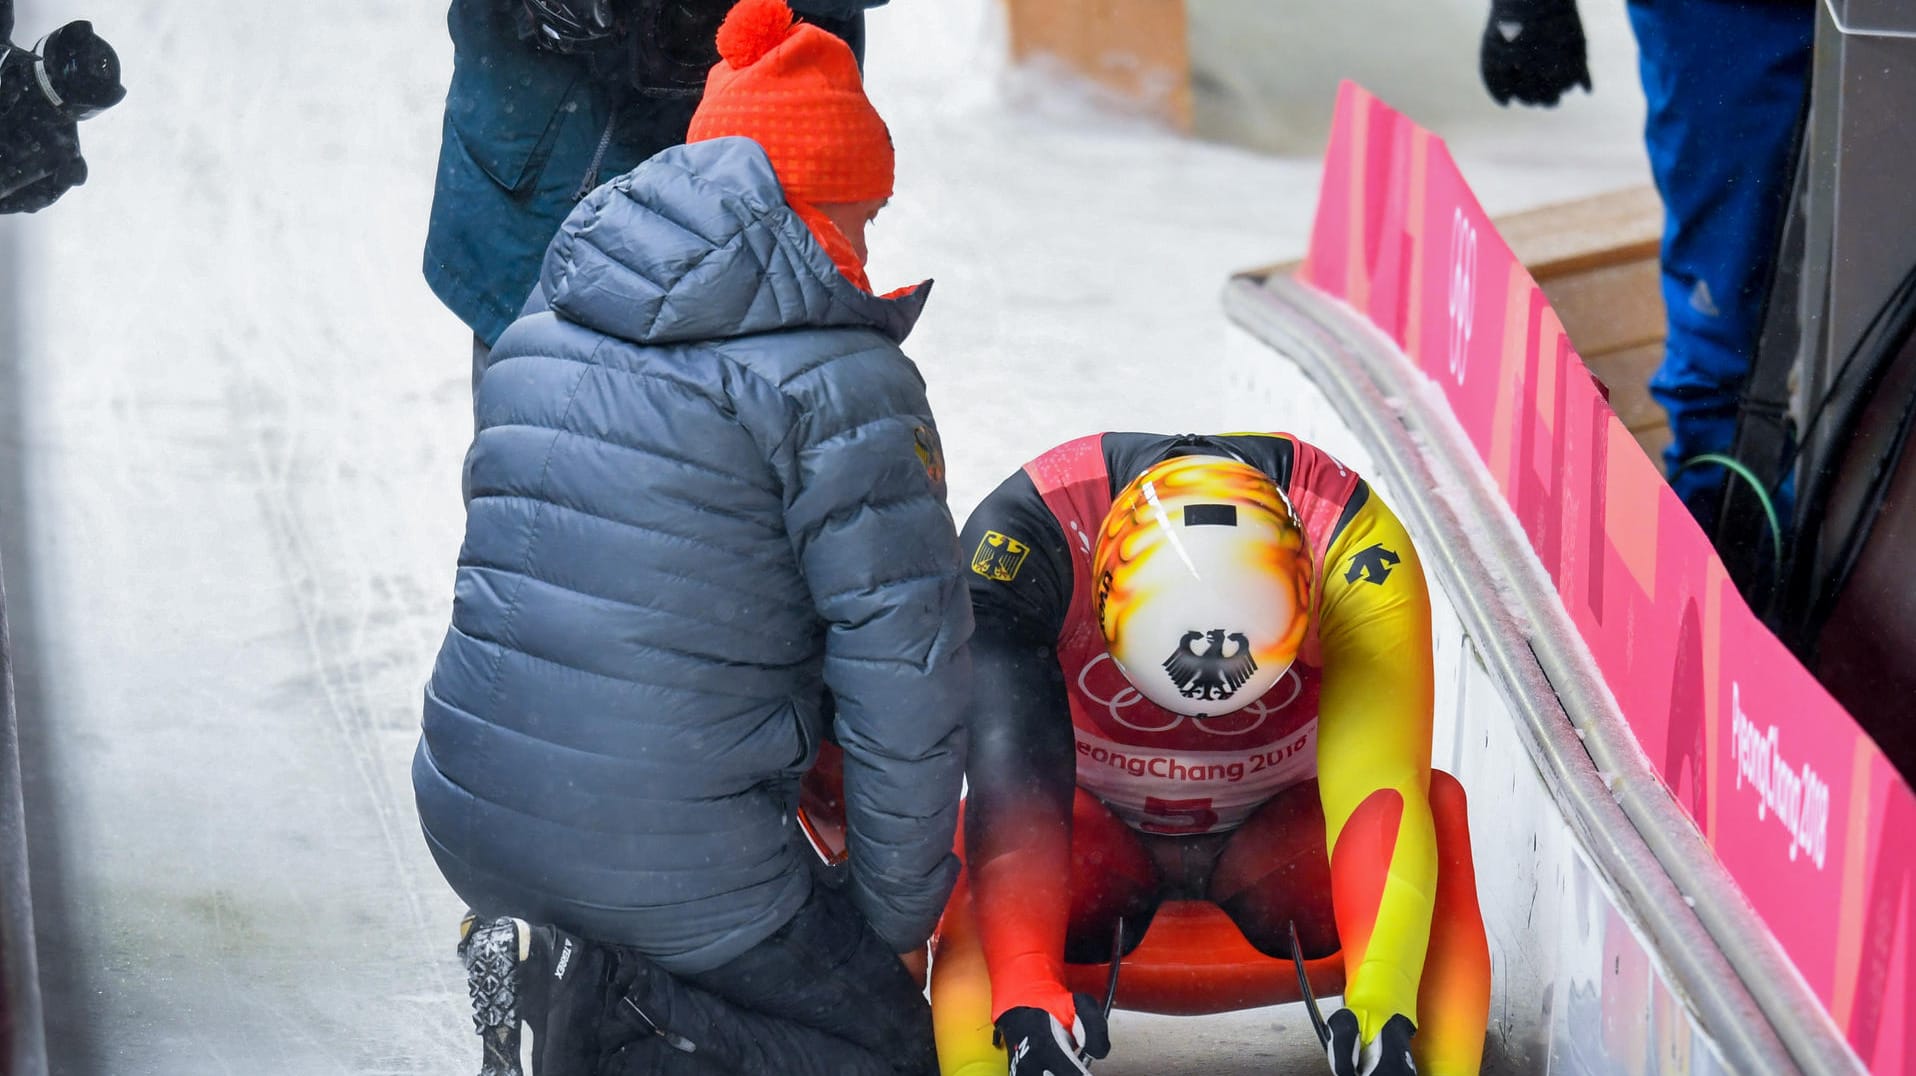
[1076,652,1303,736]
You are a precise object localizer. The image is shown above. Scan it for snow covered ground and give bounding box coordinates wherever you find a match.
[0,0,1649,1072]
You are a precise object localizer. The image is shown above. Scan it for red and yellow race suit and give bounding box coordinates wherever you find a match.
[934,432,1490,1075]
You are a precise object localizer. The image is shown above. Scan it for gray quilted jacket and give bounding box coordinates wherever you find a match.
[414,137,973,972]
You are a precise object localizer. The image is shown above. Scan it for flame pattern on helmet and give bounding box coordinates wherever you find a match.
[1094,456,1313,674]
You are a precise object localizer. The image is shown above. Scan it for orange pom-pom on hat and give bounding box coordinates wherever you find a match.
[687,0,894,206]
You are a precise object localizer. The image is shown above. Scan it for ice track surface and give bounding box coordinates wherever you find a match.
[0,0,1651,1071]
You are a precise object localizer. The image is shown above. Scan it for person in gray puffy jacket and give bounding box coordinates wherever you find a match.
[414,3,971,1072]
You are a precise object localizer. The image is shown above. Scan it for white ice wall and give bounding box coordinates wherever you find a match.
[1218,326,1742,1074]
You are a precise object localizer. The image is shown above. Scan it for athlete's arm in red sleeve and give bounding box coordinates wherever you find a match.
[957,469,1081,1026]
[1313,483,1440,1041]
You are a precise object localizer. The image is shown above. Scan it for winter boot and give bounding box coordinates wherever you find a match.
[459,913,554,1076]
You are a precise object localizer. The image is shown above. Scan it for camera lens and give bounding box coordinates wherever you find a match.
[39,20,125,119]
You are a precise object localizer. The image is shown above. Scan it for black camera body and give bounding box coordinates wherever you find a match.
[0,16,125,212]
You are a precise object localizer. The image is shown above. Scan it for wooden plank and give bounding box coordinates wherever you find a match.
[1236,193,1672,479]
[1238,256,1304,282]
[1536,258,1667,357]
[1631,424,1674,474]
[1586,343,1668,433]
[1496,187,1664,280]
[1002,0,1193,129]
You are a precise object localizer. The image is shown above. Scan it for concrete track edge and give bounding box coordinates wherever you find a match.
[0,225,49,1076]
[1224,271,1863,1075]
[0,556,46,1076]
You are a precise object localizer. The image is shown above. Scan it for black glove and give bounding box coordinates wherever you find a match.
[997,992,1111,1076]
[1479,0,1590,107]
[1326,1010,1417,1076]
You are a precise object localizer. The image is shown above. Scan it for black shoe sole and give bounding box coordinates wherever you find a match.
[461,916,529,1076]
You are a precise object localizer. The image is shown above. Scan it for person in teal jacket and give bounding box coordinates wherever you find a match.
[422,1,883,374]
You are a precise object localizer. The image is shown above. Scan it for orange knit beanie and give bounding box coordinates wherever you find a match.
[686,0,894,205]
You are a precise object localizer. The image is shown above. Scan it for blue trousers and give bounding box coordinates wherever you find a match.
[1627,0,1814,518]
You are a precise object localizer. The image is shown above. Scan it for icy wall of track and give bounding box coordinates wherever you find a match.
[1220,326,1749,1074]
[0,227,50,1076]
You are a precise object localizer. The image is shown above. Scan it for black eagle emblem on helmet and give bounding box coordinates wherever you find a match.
[1162,630,1258,701]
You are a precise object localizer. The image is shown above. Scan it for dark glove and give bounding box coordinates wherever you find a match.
[1479,0,1590,107]
[997,993,1111,1076]
[1326,1011,1417,1076]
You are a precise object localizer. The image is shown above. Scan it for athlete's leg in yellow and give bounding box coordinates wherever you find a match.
[930,873,1005,1076]
[1333,770,1490,1075]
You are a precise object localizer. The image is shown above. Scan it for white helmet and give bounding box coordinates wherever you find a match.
[1093,455,1312,718]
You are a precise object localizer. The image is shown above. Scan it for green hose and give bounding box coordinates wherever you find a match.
[1672,452,1784,582]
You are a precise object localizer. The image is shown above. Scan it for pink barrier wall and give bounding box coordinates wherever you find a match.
[1299,81,1914,1071]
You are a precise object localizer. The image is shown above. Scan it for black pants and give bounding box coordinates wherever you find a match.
[539,884,936,1076]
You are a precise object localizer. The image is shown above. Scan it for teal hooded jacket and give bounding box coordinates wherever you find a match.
[422,0,882,346]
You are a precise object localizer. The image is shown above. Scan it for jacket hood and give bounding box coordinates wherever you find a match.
[538,137,930,346]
